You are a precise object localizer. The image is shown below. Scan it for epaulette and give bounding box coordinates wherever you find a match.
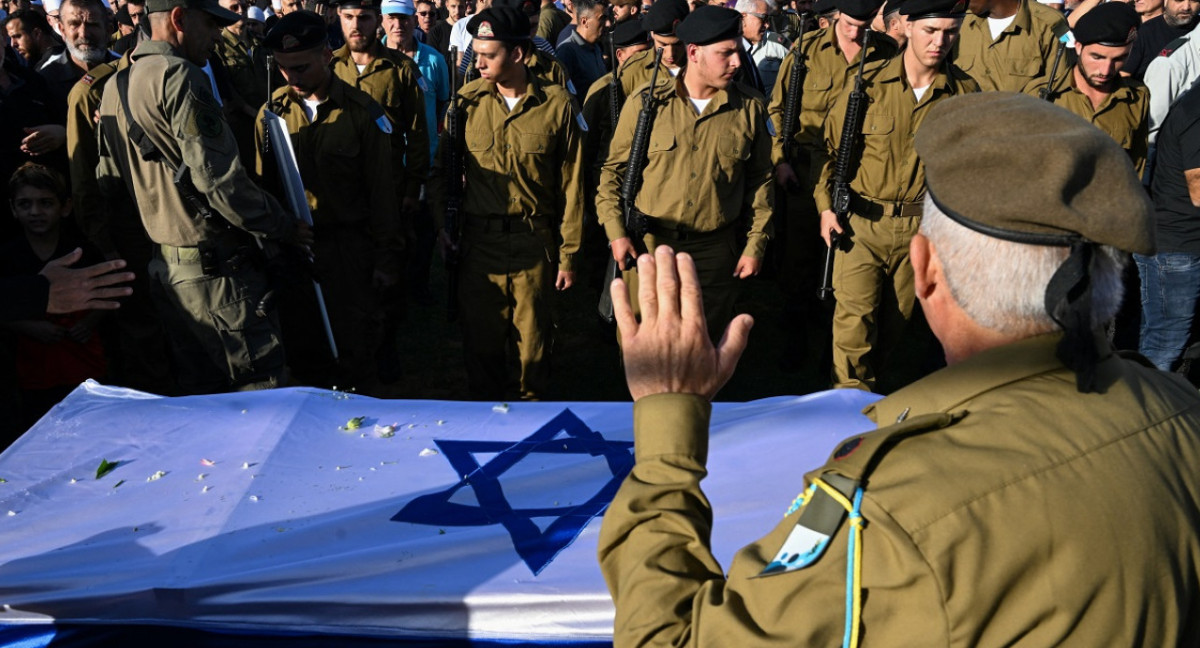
[814,410,966,485]
[1158,36,1188,58]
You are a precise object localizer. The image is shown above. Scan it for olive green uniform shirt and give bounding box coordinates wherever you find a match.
[953,0,1069,93]
[96,40,293,247]
[816,55,980,213]
[581,72,618,188]
[214,28,269,118]
[254,78,402,276]
[616,49,759,111]
[428,71,585,271]
[596,75,775,258]
[536,5,572,44]
[1037,70,1149,176]
[331,43,430,201]
[768,28,898,166]
[69,60,119,255]
[599,334,1200,645]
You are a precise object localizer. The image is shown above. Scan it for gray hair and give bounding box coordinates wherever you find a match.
[735,0,774,14]
[919,194,1128,337]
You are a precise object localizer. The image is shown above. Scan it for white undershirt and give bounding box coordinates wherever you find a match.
[988,14,1016,40]
[357,63,367,74]
[503,95,521,111]
[688,96,711,115]
[302,97,324,122]
[913,84,930,102]
[668,66,681,77]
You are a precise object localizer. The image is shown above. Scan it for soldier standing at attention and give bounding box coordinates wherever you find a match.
[952,0,1068,92]
[598,92,1200,647]
[96,0,313,394]
[615,0,690,98]
[597,5,775,342]
[1035,2,1148,174]
[818,0,978,392]
[255,10,400,394]
[428,6,584,400]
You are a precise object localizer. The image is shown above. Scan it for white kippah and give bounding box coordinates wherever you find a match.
[42,0,62,12]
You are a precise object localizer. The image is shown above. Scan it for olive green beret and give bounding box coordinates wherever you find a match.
[915,92,1154,256]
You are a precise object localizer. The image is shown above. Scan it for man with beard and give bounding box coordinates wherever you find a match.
[1124,0,1199,78]
[96,0,312,393]
[1037,2,1147,174]
[428,6,583,400]
[37,0,118,105]
[255,10,399,393]
[597,5,774,344]
[4,9,61,66]
[817,0,978,392]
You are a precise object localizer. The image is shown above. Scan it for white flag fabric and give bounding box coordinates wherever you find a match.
[0,381,881,645]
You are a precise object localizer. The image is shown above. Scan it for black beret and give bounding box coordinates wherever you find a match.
[834,0,883,20]
[881,0,905,16]
[264,10,329,51]
[812,0,837,14]
[676,5,741,45]
[335,0,378,9]
[1073,1,1139,46]
[642,0,689,34]
[467,6,531,40]
[899,0,966,20]
[613,18,649,47]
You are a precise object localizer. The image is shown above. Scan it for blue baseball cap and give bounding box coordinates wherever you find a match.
[381,0,415,14]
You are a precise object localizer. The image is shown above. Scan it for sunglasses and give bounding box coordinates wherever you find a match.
[416,10,434,14]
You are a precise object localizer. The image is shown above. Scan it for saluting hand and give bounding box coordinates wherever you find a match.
[615,246,753,402]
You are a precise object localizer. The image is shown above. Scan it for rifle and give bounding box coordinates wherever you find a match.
[608,14,622,131]
[778,12,810,175]
[818,30,872,301]
[445,47,466,322]
[597,48,664,323]
[260,106,340,361]
[1039,34,1069,101]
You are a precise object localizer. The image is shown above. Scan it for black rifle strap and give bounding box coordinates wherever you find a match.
[114,66,169,167]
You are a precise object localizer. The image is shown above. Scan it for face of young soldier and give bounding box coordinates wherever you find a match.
[473,38,525,85]
[275,45,334,99]
[903,16,961,70]
[1073,41,1131,92]
[340,7,380,52]
[687,37,741,90]
[650,31,685,68]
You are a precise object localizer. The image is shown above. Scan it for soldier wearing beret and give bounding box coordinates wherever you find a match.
[597,5,774,342]
[213,0,270,168]
[766,0,898,375]
[952,0,1068,92]
[817,0,978,392]
[1034,1,1148,175]
[96,0,313,393]
[428,6,585,400]
[253,10,401,394]
[600,92,1200,646]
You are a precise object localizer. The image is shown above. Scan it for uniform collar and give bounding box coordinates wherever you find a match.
[459,67,548,105]
[1061,66,1141,108]
[333,42,399,71]
[130,39,178,62]
[878,51,958,99]
[863,333,1112,424]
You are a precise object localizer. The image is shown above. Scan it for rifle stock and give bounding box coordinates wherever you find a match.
[818,31,872,301]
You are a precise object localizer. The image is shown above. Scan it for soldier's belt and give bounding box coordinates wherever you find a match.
[643,218,731,242]
[159,243,253,276]
[849,195,924,219]
[464,214,549,234]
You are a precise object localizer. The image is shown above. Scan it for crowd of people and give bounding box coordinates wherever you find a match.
[0,0,1197,431]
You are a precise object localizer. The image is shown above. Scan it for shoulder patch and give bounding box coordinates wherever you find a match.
[575,110,588,132]
[766,116,776,137]
[191,104,225,139]
[816,410,967,483]
[82,74,96,86]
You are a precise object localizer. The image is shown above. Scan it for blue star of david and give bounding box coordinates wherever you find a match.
[391,408,635,575]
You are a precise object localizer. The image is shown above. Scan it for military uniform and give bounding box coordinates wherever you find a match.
[953,0,1068,93]
[69,55,175,394]
[817,54,978,391]
[97,39,296,394]
[255,78,400,394]
[616,46,761,104]
[331,43,430,204]
[596,73,775,341]
[536,3,571,43]
[214,27,270,166]
[428,70,584,400]
[599,335,1200,646]
[1039,73,1149,176]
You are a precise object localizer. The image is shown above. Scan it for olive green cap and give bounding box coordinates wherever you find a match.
[916,92,1155,393]
[916,92,1154,256]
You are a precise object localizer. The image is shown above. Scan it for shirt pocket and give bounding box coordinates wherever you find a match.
[861,112,894,137]
[1000,56,1041,79]
[715,132,753,182]
[513,131,553,156]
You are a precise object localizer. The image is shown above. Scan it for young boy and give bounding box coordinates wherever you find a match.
[2,163,108,431]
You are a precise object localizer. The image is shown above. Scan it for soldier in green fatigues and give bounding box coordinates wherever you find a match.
[428,6,584,400]
[96,0,312,394]
[767,0,897,374]
[953,0,1068,93]
[69,52,175,394]
[817,0,978,392]
[255,10,401,394]
[597,5,774,343]
[213,0,270,167]
[1032,2,1149,175]
[599,89,1200,648]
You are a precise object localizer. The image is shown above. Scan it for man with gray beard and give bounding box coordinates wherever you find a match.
[1123,0,1199,79]
[37,0,118,105]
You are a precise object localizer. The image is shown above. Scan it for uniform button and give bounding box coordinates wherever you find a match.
[510,197,517,202]
[691,145,698,151]
[687,200,693,206]
[690,172,696,178]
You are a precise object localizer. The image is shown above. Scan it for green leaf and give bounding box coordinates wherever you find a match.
[95,459,118,480]
[344,416,365,431]
[113,479,125,488]
[0,477,7,483]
